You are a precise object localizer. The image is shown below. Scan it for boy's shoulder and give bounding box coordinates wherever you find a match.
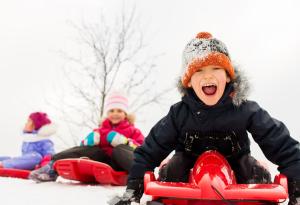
[238,99,259,107]
[234,100,264,115]
[172,100,184,108]
[168,100,190,119]
[170,100,187,111]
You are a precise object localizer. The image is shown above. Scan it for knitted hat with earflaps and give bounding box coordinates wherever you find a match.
[181,32,235,88]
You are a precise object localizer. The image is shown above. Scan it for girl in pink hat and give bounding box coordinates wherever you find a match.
[0,112,56,170]
[29,91,144,182]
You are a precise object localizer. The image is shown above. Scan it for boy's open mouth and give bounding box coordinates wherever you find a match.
[202,84,217,95]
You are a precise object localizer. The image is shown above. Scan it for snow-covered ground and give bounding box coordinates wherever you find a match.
[0,143,286,205]
[0,176,125,205]
[0,162,288,205]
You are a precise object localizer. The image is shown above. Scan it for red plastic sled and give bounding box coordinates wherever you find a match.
[0,168,30,179]
[144,150,288,205]
[53,158,128,185]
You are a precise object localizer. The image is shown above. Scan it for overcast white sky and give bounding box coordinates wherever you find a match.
[0,0,300,174]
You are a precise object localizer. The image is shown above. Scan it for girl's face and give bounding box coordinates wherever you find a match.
[107,108,126,125]
[23,118,35,132]
[188,65,230,106]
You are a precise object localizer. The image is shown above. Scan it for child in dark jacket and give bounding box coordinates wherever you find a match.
[29,91,144,182]
[112,32,300,205]
[0,112,56,170]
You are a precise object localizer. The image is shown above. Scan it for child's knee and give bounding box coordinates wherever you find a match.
[158,153,193,182]
[112,144,134,156]
[237,155,271,183]
[249,163,271,183]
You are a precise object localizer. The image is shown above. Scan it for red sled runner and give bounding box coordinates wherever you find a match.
[144,151,288,205]
[53,158,128,185]
[0,168,30,179]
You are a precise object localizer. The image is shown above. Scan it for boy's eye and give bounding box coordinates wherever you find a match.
[213,67,221,70]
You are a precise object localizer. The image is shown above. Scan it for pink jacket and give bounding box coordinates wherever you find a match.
[95,119,144,156]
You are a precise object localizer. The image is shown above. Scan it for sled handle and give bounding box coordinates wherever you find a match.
[274,174,288,193]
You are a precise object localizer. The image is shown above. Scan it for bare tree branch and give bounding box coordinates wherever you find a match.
[50,6,173,146]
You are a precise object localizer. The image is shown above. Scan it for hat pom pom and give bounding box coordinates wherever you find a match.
[196,32,212,39]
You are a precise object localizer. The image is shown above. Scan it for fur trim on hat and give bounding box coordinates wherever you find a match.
[177,66,250,107]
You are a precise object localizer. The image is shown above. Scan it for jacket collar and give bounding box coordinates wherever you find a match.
[101,118,130,129]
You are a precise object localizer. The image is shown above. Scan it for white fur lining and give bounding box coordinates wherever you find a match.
[22,133,52,142]
[22,123,57,142]
[37,123,57,136]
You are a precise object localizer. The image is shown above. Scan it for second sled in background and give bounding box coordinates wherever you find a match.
[54,158,128,185]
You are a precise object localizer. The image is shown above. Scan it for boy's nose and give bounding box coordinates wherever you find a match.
[203,72,213,79]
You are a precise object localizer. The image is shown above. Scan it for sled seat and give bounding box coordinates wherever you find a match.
[54,158,95,182]
[54,158,128,185]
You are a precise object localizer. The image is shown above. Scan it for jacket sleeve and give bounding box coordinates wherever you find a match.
[41,140,55,156]
[128,128,145,146]
[246,101,300,180]
[128,105,180,180]
[80,130,101,146]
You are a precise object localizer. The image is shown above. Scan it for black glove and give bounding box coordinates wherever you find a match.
[108,179,144,205]
[288,179,300,205]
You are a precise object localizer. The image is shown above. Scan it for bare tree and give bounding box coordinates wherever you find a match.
[52,6,172,145]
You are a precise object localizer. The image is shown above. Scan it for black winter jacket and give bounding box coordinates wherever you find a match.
[129,74,300,182]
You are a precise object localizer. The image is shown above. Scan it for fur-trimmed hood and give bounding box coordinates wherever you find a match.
[37,123,57,137]
[23,123,57,142]
[177,66,250,106]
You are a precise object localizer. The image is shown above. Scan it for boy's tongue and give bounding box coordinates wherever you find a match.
[202,85,217,95]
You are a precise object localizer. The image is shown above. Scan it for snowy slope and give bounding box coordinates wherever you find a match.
[0,177,125,205]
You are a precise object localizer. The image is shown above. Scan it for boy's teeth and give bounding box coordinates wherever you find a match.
[204,83,215,86]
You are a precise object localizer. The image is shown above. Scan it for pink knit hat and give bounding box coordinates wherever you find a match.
[29,112,51,131]
[104,91,129,114]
